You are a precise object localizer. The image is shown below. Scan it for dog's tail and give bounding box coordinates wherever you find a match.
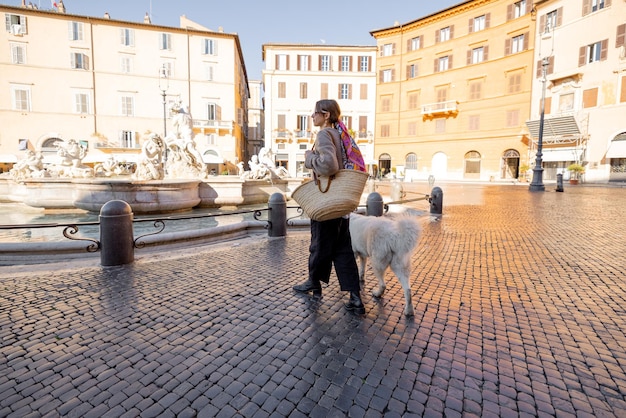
[393,217,421,255]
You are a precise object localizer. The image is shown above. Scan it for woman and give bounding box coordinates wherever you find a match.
[292,99,365,315]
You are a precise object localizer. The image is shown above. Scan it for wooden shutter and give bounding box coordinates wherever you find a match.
[484,45,489,61]
[556,8,563,27]
[450,25,454,39]
[468,18,474,33]
[582,0,591,16]
[467,50,472,65]
[505,38,511,55]
[579,46,586,66]
[485,13,491,28]
[600,39,608,61]
[506,4,513,21]
[617,24,626,48]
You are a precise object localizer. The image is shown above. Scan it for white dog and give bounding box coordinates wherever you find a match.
[349,213,421,316]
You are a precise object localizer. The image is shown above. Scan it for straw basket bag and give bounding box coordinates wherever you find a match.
[291,170,369,222]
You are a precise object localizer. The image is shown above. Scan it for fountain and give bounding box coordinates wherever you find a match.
[0,102,301,214]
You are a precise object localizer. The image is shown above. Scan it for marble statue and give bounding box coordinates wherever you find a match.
[133,133,165,180]
[9,150,48,181]
[164,101,207,179]
[240,147,289,180]
[51,139,94,178]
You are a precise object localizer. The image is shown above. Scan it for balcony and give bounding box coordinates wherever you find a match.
[421,100,459,118]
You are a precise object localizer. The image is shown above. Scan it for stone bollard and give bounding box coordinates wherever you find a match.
[556,173,564,192]
[268,193,287,237]
[100,200,134,266]
[429,187,443,215]
[391,181,405,202]
[366,192,384,217]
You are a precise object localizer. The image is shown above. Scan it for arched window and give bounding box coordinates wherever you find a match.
[405,153,417,170]
[464,150,481,177]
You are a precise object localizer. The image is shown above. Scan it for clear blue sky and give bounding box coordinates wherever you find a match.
[6,0,460,80]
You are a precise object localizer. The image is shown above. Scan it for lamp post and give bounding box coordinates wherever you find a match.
[158,64,169,162]
[529,22,553,192]
[529,56,549,192]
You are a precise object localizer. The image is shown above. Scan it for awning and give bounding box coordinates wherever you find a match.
[540,149,581,162]
[525,116,581,139]
[0,154,18,163]
[606,140,626,159]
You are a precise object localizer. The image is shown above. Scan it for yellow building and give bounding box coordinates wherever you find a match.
[370,0,535,181]
[0,4,249,173]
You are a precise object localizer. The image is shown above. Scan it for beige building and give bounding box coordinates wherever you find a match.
[370,0,536,181]
[262,44,377,178]
[529,0,626,183]
[0,4,249,173]
[246,80,264,162]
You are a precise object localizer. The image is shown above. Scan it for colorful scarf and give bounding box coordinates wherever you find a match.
[336,120,366,172]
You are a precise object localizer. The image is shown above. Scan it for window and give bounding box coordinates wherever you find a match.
[120,131,135,148]
[299,82,307,99]
[11,85,30,111]
[583,88,598,108]
[340,116,351,130]
[407,63,418,79]
[435,119,446,133]
[159,33,171,50]
[559,93,574,112]
[68,21,83,41]
[580,40,608,65]
[120,28,134,47]
[380,69,394,83]
[278,82,286,98]
[544,10,558,33]
[408,91,419,109]
[298,55,310,71]
[204,64,214,81]
[319,55,331,71]
[339,84,351,100]
[438,26,451,42]
[359,116,368,138]
[5,13,27,35]
[296,115,308,137]
[508,73,522,93]
[202,38,217,55]
[514,0,527,18]
[11,43,25,64]
[74,92,90,114]
[621,75,626,103]
[121,96,134,116]
[470,47,485,64]
[206,103,217,120]
[340,56,351,72]
[437,56,450,72]
[465,151,481,174]
[120,56,132,73]
[360,84,368,100]
[409,36,421,51]
[381,124,390,137]
[469,80,482,100]
[406,153,417,169]
[511,34,526,53]
[469,115,480,130]
[381,43,395,56]
[506,109,520,127]
[591,0,606,13]
[320,83,328,99]
[358,56,370,72]
[276,54,288,70]
[472,15,487,32]
[436,87,448,103]
[71,52,89,70]
[407,122,417,136]
[381,97,391,112]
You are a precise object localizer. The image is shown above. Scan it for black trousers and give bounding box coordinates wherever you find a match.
[308,217,360,292]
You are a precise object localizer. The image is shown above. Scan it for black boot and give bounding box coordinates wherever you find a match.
[344,291,365,314]
[293,279,322,296]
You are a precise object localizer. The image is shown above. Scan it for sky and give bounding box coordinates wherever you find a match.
[6,0,461,80]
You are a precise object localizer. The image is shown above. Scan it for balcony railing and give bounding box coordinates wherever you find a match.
[421,100,459,116]
[192,119,234,130]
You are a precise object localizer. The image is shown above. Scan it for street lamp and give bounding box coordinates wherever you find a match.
[529,22,553,192]
[158,64,169,161]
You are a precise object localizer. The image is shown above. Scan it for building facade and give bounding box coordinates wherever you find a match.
[370,0,536,181]
[262,44,377,178]
[246,80,265,163]
[0,4,249,173]
[529,0,626,183]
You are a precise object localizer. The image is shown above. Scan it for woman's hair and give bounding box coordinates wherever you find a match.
[315,99,341,124]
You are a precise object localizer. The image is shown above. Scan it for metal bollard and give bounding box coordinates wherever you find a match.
[391,181,405,202]
[100,200,134,266]
[429,187,443,215]
[366,192,384,216]
[556,173,564,192]
[268,193,287,237]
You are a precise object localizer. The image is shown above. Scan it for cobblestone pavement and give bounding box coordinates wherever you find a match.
[1,183,626,417]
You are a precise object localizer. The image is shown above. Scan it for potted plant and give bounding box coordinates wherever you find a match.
[567,163,585,184]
